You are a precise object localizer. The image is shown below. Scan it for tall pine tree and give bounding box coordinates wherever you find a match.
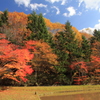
[27,12,51,43]
[0,10,8,32]
[27,11,38,40]
[38,13,49,42]
[54,21,80,84]
[81,36,91,62]
[91,29,100,43]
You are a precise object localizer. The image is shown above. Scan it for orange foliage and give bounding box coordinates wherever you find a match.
[29,40,58,65]
[70,61,88,85]
[0,33,34,82]
[0,33,6,39]
[91,41,100,57]
[89,56,100,69]
[44,18,83,43]
[70,61,88,72]
[44,18,65,32]
[71,56,100,84]
[72,27,82,43]
[4,12,31,43]
[87,56,100,84]
[35,41,58,65]
[80,32,92,39]
[0,11,3,14]
[26,40,58,74]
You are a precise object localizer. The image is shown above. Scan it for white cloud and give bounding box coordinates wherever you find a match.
[80,20,100,35]
[98,19,100,23]
[43,13,46,16]
[77,12,82,16]
[67,7,76,17]
[78,0,83,7]
[45,0,67,5]
[93,19,100,30]
[14,0,31,7]
[63,7,76,17]
[79,27,94,35]
[61,0,67,5]
[78,0,100,11]
[63,13,68,17]
[30,3,47,10]
[14,0,47,11]
[52,6,60,15]
[94,23,100,30]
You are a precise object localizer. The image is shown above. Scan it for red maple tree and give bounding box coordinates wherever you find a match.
[70,61,88,85]
[0,33,34,82]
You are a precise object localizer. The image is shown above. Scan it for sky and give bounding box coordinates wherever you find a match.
[0,0,100,31]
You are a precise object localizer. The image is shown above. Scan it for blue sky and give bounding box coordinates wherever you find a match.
[0,0,100,31]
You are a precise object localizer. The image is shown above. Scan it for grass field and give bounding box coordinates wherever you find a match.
[0,85,100,100]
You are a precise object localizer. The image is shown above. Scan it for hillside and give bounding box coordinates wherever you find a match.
[0,11,91,41]
[44,18,83,42]
[44,18,93,40]
[0,11,3,14]
[0,11,100,86]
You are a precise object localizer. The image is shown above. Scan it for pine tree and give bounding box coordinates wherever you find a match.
[27,12,50,43]
[27,11,38,40]
[38,13,49,42]
[0,10,8,27]
[0,14,3,27]
[2,10,8,24]
[81,36,92,62]
[93,29,100,42]
[91,29,100,43]
[54,21,80,84]
[64,21,80,62]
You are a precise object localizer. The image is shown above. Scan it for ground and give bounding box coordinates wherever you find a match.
[0,85,100,100]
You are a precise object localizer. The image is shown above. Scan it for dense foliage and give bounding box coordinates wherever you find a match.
[0,33,34,84]
[0,10,100,86]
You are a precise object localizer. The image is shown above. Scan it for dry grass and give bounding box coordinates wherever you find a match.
[0,85,100,100]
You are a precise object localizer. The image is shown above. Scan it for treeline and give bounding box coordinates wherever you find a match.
[0,10,100,86]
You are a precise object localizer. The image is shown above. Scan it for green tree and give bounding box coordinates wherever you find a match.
[54,21,80,84]
[81,36,92,62]
[37,13,49,42]
[27,12,51,43]
[0,10,8,26]
[0,15,3,27]
[0,10,8,33]
[91,29,100,43]
[27,11,38,40]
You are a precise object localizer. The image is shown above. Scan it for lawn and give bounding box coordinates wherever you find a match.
[0,85,100,100]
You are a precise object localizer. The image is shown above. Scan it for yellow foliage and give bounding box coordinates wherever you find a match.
[72,27,82,43]
[35,41,58,65]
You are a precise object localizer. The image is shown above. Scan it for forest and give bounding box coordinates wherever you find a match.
[0,10,100,86]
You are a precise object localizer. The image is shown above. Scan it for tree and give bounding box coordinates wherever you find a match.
[44,18,65,34]
[27,12,50,43]
[37,13,49,42]
[70,61,88,85]
[53,21,81,85]
[0,10,8,27]
[91,41,100,57]
[81,36,92,62]
[0,10,8,32]
[25,40,58,86]
[70,56,100,85]
[2,12,31,44]
[91,29,100,43]
[86,56,100,84]
[0,33,34,83]
[27,11,38,40]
